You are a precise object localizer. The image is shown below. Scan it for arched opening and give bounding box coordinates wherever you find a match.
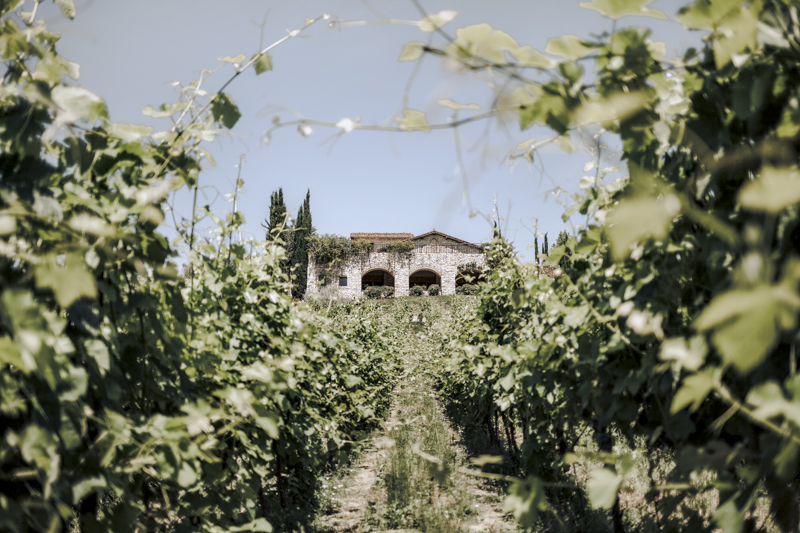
[361,269,394,290]
[409,269,440,289]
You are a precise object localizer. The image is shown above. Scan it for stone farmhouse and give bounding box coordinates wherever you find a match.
[305,230,487,298]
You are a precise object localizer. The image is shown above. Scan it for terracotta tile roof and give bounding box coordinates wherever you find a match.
[350,232,414,241]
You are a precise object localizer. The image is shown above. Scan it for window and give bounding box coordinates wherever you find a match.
[339,277,347,287]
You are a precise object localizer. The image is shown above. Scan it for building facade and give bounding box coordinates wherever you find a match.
[305,230,486,298]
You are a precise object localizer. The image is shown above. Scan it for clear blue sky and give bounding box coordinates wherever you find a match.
[40,0,701,259]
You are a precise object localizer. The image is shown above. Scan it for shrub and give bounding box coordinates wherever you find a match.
[382,240,415,253]
[364,286,382,299]
[381,285,395,298]
[428,284,440,296]
[459,284,477,295]
[410,285,424,296]
[308,284,342,304]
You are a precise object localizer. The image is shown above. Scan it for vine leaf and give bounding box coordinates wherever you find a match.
[694,285,800,372]
[35,253,97,308]
[509,45,555,69]
[714,497,747,533]
[396,109,430,132]
[606,194,680,261]
[107,123,153,143]
[449,23,518,63]
[545,34,594,60]
[437,99,480,110]
[739,166,800,214]
[579,0,666,20]
[211,93,241,129]
[575,92,649,126]
[676,0,746,30]
[0,336,30,373]
[660,336,707,372]
[253,52,273,74]
[586,467,622,509]
[85,340,110,375]
[671,368,718,413]
[54,0,76,19]
[398,41,425,62]
[419,10,458,32]
[746,381,800,428]
[51,85,107,123]
[504,476,546,527]
[177,463,197,488]
[72,476,106,504]
[217,54,246,63]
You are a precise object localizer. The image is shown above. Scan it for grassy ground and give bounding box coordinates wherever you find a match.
[313,298,512,532]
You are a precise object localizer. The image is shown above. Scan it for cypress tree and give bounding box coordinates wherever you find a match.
[555,230,572,271]
[291,190,312,298]
[263,187,287,241]
[541,232,549,259]
[534,234,539,265]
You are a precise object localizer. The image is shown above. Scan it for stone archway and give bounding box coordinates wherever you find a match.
[361,269,394,290]
[408,269,440,289]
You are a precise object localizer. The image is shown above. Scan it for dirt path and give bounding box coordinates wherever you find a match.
[314,313,513,532]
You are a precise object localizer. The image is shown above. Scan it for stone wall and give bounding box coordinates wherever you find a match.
[305,249,486,298]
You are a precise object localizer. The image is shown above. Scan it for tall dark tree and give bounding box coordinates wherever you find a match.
[534,234,539,265]
[290,190,312,298]
[541,232,549,260]
[263,188,287,241]
[555,230,572,271]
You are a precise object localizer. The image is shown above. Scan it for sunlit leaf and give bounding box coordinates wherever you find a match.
[586,468,622,509]
[607,194,680,261]
[398,41,425,62]
[739,166,800,214]
[217,54,246,63]
[449,23,519,63]
[35,253,97,308]
[437,99,480,111]
[509,45,555,68]
[504,476,547,527]
[671,368,718,413]
[52,85,107,123]
[579,0,666,20]
[419,10,458,32]
[72,476,105,504]
[211,93,241,129]
[694,285,800,372]
[575,92,649,126]
[676,0,746,30]
[396,109,430,132]
[54,0,76,19]
[545,34,594,60]
[253,52,273,74]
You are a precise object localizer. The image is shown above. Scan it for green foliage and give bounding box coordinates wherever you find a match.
[307,234,371,284]
[382,240,415,254]
[381,285,395,298]
[412,0,800,530]
[428,284,440,296]
[410,286,425,296]
[364,286,383,299]
[290,190,312,298]
[555,230,573,271]
[0,6,396,533]
[264,187,287,241]
[455,284,477,295]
